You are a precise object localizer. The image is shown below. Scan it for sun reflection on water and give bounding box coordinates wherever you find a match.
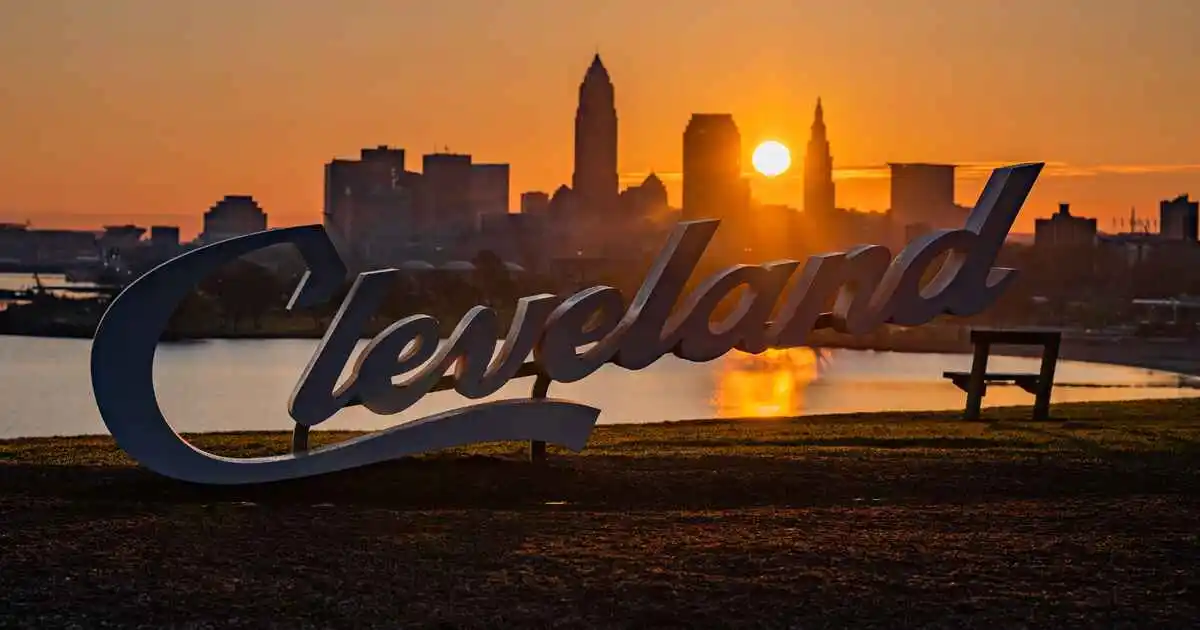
[712,347,827,419]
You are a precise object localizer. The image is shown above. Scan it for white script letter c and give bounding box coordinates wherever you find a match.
[90,226,600,485]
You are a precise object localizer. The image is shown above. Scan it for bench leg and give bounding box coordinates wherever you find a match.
[965,341,990,420]
[1033,338,1060,421]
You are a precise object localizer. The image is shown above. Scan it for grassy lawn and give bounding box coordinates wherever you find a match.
[2,398,1199,627]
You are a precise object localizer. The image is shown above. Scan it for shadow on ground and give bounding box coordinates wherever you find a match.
[2,399,1199,627]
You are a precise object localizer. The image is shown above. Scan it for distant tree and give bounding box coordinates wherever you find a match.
[471,249,515,306]
[429,271,481,321]
[167,290,219,335]
[198,260,288,331]
[378,275,421,322]
[303,281,354,333]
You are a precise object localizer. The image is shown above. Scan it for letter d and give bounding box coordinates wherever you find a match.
[887,162,1043,325]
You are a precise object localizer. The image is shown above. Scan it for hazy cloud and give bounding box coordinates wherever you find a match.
[619,162,1200,183]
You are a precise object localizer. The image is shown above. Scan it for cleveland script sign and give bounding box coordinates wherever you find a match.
[90,163,1042,484]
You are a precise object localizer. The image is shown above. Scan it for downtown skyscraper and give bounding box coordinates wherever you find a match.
[803,98,836,215]
[682,113,745,222]
[572,54,619,219]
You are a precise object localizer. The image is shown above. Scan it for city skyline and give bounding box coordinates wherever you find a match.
[3,0,1199,237]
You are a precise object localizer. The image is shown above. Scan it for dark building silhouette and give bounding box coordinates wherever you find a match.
[682,113,748,223]
[99,225,146,259]
[619,172,669,220]
[572,54,619,220]
[1034,203,1097,248]
[150,226,180,249]
[1160,194,1199,242]
[422,152,474,230]
[888,163,965,239]
[470,163,510,224]
[201,195,267,244]
[0,224,101,266]
[324,146,420,261]
[146,225,181,260]
[41,230,100,264]
[634,172,668,208]
[904,221,933,243]
[0,224,35,264]
[520,191,551,215]
[803,98,836,215]
[645,172,668,203]
[890,163,955,219]
[549,184,576,215]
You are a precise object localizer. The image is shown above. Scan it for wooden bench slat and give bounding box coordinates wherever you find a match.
[969,328,1062,346]
[943,371,1041,395]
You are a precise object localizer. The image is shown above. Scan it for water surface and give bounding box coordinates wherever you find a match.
[1,335,1196,438]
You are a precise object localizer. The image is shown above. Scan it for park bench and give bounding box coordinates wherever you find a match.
[942,328,1062,421]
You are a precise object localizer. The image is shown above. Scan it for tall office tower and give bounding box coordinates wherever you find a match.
[888,163,958,228]
[572,54,619,220]
[803,98,836,215]
[682,113,745,222]
[1160,194,1199,241]
[323,146,418,264]
[470,163,510,226]
[422,152,475,231]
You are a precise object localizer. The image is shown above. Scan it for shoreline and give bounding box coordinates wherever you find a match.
[8,327,1200,378]
[5,391,1199,445]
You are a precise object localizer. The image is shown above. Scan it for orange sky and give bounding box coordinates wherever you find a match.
[2,0,1198,238]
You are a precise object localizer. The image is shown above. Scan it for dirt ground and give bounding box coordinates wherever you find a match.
[2,399,1198,628]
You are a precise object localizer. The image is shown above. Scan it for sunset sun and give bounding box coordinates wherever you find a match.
[751,140,791,177]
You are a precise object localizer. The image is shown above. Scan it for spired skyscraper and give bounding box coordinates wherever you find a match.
[803,98,836,215]
[572,54,619,219]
